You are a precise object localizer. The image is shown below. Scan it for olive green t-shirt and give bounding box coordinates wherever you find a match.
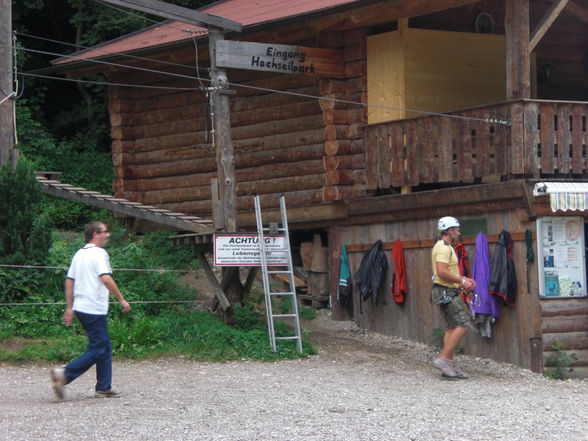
[431,239,459,288]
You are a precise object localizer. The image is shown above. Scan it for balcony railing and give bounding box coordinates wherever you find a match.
[365,100,588,190]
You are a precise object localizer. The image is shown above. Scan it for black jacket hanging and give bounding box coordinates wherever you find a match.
[354,239,388,306]
[489,230,517,306]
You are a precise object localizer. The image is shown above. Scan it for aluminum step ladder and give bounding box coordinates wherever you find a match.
[254,195,303,354]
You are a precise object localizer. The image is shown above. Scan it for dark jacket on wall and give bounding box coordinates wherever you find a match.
[354,239,388,306]
[489,230,517,306]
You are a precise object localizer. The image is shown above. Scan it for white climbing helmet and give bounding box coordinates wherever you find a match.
[438,216,460,231]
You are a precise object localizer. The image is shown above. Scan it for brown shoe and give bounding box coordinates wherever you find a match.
[50,367,66,399]
[95,389,121,398]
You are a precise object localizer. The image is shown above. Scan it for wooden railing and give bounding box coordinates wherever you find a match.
[365,100,588,189]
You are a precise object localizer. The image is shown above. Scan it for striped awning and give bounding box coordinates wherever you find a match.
[533,182,588,212]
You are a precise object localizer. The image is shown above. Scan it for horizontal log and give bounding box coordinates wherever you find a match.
[110,112,133,127]
[230,85,318,112]
[231,114,324,141]
[319,79,348,95]
[124,157,217,179]
[544,349,588,367]
[133,132,206,152]
[322,109,349,125]
[132,104,206,126]
[345,59,367,78]
[324,124,348,141]
[348,107,368,124]
[233,128,325,152]
[131,118,204,140]
[237,173,325,195]
[346,77,367,95]
[131,146,214,166]
[541,298,588,317]
[543,332,588,350]
[231,100,322,127]
[153,188,325,214]
[132,91,204,113]
[344,40,367,63]
[231,72,318,98]
[323,154,364,170]
[235,144,324,168]
[324,139,364,156]
[325,169,366,186]
[346,123,365,139]
[109,99,132,113]
[542,315,588,333]
[319,94,347,111]
[322,185,364,201]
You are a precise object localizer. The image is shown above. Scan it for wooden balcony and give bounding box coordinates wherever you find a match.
[365,100,588,190]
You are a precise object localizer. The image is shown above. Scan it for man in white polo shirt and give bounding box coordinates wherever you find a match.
[50,221,130,399]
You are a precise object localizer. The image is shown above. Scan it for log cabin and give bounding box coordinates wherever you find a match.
[49,0,588,376]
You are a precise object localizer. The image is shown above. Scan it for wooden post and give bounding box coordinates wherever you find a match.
[505,0,531,99]
[208,28,237,233]
[0,0,15,166]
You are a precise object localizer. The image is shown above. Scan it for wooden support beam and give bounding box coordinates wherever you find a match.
[529,0,569,52]
[98,0,241,31]
[196,253,231,311]
[505,0,531,99]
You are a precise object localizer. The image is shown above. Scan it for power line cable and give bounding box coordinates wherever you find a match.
[0,69,198,91]
[16,31,203,72]
[3,42,511,125]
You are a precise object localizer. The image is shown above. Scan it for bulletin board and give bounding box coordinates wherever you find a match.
[537,217,586,298]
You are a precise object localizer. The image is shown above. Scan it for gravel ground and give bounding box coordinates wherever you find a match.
[1,312,588,441]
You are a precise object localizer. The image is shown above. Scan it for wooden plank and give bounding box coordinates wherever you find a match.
[540,102,556,174]
[529,0,569,52]
[571,105,585,174]
[196,253,230,312]
[523,101,540,176]
[391,124,404,187]
[505,0,531,99]
[99,0,241,31]
[459,113,473,182]
[543,332,588,350]
[407,119,419,187]
[542,315,588,333]
[438,117,452,182]
[556,104,571,174]
[422,117,436,184]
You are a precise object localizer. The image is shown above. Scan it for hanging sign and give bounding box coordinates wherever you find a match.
[215,40,344,78]
[213,234,288,266]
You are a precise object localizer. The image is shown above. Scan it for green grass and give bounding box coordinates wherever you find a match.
[0,226,316,363]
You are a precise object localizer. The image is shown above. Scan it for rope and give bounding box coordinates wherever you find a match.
[0,300,198,307]
[0,263,194,273]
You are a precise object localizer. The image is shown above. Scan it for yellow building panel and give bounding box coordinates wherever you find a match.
[367,28,506,123]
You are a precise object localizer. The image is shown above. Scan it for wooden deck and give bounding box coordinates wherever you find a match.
[365,99,588,190]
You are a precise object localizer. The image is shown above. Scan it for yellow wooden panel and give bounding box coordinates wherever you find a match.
[367,28,506,122]
[367,32,405,124]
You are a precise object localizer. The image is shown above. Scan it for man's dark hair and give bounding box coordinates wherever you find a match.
[84,222,105,243]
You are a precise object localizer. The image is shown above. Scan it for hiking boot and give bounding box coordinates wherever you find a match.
[453,364,469,379]
[432,358,457,379]
[95,389,121,398]
[50,367,66,399]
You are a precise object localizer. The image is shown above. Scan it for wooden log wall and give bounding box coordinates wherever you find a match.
[541,298,588,378]
[329,208,543,371]
[317,29,368,202]
[107,28,371,218]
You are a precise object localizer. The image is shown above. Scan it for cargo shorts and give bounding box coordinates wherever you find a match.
[431,284,471,329]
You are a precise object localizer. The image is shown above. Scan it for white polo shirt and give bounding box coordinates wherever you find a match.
[66,244,112,315]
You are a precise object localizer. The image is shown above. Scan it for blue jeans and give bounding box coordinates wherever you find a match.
[64,311,112,392]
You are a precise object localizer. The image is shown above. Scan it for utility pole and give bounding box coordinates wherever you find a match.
[0,0,15,166]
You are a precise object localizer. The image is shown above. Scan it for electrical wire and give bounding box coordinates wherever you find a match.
[0,300,198,307]
[16,31,203,72]
[0,69,198,91]
[93,0,208,35]
[0,263,194,273]
[3,41,511,125]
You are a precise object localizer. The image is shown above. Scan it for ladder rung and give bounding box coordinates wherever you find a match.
[272,314,298,318]
[269,292,295,296]
[267,270,291,274]
[275,336,300,340]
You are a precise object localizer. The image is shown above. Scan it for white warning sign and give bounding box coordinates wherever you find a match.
[213,234,288,266]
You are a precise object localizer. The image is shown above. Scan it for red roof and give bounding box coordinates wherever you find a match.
[55,0,361,65]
